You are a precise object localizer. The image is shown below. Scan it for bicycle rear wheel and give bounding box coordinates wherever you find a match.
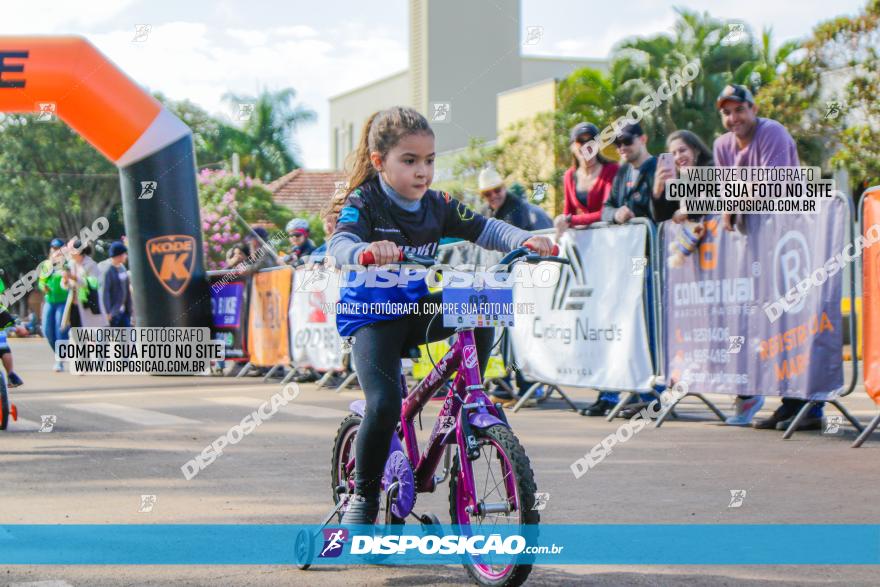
[0,373,8,430]
[449,424,538,587]
[329,413,361,520]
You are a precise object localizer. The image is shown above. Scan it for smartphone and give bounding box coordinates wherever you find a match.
[658,152,675,174]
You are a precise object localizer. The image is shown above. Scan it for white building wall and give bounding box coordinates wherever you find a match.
[422,0,521,152]
[521,55,608,85]
[328,70,410,170]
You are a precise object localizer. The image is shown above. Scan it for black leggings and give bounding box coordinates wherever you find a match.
[350,291,494,497]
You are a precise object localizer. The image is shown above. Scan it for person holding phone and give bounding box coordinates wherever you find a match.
[653,130,714,224]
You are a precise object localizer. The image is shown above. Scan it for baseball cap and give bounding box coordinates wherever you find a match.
[569,122,600,143]
[285,218,310,235]
[108,241,127,257]
[49,238,64,249]
[716,84,755,109]
[248,227,269,241]
[613,123,644,145]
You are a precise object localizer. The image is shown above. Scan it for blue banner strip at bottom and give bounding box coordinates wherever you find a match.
[1,524,878,565]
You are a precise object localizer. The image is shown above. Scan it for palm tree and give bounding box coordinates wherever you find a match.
[608,9,758,153]
[733,27,800,94]
[222,88,316,181]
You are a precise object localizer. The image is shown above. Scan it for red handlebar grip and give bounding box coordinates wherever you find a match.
[358,249,405,265]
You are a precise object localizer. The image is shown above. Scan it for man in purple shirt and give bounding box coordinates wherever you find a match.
[713,84,823,431]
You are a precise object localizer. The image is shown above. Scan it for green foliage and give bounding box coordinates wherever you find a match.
[763,0,880,189]
[198,169,289,270]
[0,235,49,289]
[221,88,316,182]
[608,8,761,155]
[0,113,120,242]
[0,113,124,278]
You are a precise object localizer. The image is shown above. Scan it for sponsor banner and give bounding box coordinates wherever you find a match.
[0,524,878,564]
[247,266,293,367]
[211,282,244,328]
[864,188,880,405]
[208,273,249,359]
[508,225,654,391]
[663,206,845,399]
[289,267,344,371]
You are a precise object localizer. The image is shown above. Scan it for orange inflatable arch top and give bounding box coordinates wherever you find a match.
[0,36,210,328]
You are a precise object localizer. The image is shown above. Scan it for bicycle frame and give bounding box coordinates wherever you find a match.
[399,328,507,502]
[342,246,562,514]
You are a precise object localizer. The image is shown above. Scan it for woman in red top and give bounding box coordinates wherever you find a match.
[553,122,619,234]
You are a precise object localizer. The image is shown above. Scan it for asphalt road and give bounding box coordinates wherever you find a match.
[1,338,878,586]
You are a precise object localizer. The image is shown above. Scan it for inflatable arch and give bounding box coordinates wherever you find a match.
[0,36,210,328]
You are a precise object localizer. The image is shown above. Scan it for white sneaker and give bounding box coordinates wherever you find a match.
[53,361,64,372]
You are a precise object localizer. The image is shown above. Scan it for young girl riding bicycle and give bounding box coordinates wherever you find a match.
[327,106,552,525]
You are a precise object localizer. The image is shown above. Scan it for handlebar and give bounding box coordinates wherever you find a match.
[497,243,569,268]
[358,249,436,267]
[357,243,569,269]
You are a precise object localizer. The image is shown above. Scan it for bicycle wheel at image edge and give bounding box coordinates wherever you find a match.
[449,424,539,587]
[330,413,361,520]
[0,373,8,430]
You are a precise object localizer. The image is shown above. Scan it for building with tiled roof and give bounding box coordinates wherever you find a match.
[268,168,347,215]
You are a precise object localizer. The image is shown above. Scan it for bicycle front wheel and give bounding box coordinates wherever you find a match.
[448,424,539,587]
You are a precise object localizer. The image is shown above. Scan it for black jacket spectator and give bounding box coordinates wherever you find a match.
[485,192,552,231]
[602,157,678,224]
[102,264,132,318]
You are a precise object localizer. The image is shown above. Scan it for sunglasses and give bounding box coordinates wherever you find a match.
[574,135,594,145]
[481,187,503,197]
[288,232,305,238]
[614,136,636,147]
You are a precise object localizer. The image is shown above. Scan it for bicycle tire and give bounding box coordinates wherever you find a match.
[449,424,539,587]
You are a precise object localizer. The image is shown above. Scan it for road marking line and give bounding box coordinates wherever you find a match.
[6,417,42,432]
[203,396,264,408]
[63,403,198,426]
[24,384,278,402]
[8,582,76,587]
[203,396,348,419]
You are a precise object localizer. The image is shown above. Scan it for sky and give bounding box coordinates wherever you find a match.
[2,0,869,170]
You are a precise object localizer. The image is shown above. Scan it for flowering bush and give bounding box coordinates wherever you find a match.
[197,169,287,270]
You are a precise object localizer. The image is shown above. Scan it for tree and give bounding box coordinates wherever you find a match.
[609,8,760,154]
[222,88,316,182]
[159,94,229,169]
[757,0,880,186]
[0,113,120,245]
[733,27,800,93]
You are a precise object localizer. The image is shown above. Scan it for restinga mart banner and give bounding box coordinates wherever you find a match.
[663,204,845,399]
[508,224,654,392]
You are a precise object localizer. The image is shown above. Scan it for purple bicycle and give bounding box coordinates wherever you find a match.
[323,244,567,586]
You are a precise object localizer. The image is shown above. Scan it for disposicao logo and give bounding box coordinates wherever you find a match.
[319,528,348,558]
